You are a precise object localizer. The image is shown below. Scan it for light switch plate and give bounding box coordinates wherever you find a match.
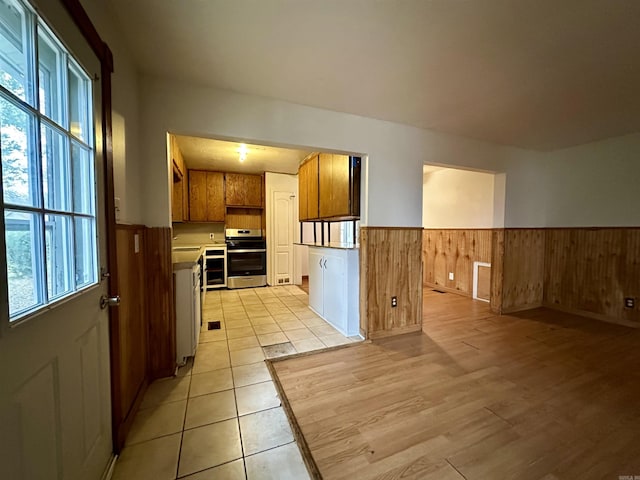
[448,272,454,281]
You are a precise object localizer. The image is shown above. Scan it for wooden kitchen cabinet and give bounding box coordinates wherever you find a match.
[189,170,225,222]
[319,153,351,218]
[225,173,263,207]
[298,153,359,221]
[298,154,319,221]
[170,135,189,222]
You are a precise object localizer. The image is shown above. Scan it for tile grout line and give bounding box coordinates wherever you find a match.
[229,295,250,480]
[174,357,193,480]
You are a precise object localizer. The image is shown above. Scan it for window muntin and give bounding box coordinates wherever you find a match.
[37,23,65,126]
[0,0,35,104]
[1,0,97,322]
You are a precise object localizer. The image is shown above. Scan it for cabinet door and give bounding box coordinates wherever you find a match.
[225,173,245,206]
[243,174,263,207]
[298,161,308,221]
[206,172,225,221]
[319,153,351,218]
[308,249,324,315]
[189,170,207,221]
[172,163,184,222]
[329,154,350,217]
[318,153,333,218]
[307,154,319,219]
[323,251,346,333]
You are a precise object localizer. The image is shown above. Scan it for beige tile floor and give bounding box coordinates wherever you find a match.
[112,284,360,480]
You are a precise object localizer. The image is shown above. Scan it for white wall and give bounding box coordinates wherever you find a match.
[138,75,539,229]
[422,168,496,228]
[172,223,225,245]
[81,0,144,225]
[77,4,640,232]
[541,133,640,227]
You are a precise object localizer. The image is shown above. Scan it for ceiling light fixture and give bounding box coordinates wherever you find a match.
[238,144,248,162]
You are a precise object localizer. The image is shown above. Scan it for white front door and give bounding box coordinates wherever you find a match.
[272,191,294,285]
[0,1,112,479]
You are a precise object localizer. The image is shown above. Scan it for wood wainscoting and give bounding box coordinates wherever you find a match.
[360,227,423,339]
[501,229,546,313]
[422,229,492,296]
[544,228,640,326]
[112,224,148,450]
[486,227,639,327]
[145,227,176,379]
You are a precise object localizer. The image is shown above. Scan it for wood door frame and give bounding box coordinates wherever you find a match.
[60,0,125,452]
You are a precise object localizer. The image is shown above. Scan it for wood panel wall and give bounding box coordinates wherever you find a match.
[113,225,148,448]
[501,229,546,313]
[145,227,176,379]
[422,229,492,296]
[226,208,263,230]
[490,229,505,314]
[360,227,423,339]
[544,228,640,326]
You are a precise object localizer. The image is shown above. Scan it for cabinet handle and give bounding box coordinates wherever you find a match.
[319,258,323,268]
[323,258,327,269]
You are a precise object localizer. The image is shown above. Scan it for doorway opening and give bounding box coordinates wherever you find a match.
[422,165,505,301]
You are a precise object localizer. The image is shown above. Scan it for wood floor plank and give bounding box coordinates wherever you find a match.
[272,290,640,479]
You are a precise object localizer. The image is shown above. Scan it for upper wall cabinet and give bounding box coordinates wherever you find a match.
[299,153,360,221]
[299,154,319,221]
[171,135,189,222]
[189,170,225,222]
[225,173,263,207]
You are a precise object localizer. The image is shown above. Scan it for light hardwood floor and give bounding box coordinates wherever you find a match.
[271,289,640,479]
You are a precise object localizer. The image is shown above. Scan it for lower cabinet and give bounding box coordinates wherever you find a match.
[175,263,201,366]
[308,246,359,336]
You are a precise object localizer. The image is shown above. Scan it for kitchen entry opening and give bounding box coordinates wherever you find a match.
[0,0,98,323]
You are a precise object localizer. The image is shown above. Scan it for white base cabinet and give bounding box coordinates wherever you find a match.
[308,246,359,336]
[175,263,201,366]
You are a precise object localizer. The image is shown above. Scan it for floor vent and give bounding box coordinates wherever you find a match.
[432,289,446,294]
[207,321,221,330]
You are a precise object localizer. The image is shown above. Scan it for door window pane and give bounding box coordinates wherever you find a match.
[4,209,43,316]
[38,24,65,125]
[41,121,71,211]
[71,140,94,214]
[44,213,73,299]
[1,0,97,322]
[68,60,90,143]
[74,216,95,288]
[0,97,39,207]
[0,0,33,103]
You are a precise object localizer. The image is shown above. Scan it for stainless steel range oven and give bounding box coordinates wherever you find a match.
[225,229,267,289]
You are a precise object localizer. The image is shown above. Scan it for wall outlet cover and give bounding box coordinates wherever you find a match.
[448,272,454,281]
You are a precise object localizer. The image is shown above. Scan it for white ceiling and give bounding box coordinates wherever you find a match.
[108,0,640,151]
[175,136,311,174]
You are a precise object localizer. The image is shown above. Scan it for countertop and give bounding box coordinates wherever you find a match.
[172,242,227,271]
[295,242,359,250]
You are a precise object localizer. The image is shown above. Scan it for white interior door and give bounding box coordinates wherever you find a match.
[272,191,294,285]
[0,1,112,479]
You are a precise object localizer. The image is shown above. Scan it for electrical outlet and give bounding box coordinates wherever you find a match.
[625,297,635,309]
[209,233,214,240]
[391,296,398,307]
[448,272,454,281]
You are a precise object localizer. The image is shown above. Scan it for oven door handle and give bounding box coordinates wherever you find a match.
[228,249,267,253]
